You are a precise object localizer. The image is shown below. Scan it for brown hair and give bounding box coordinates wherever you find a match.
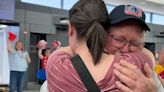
[69,0,108,64]
[42,47,51,56]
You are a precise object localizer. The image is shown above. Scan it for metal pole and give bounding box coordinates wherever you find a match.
[61,0,64,9]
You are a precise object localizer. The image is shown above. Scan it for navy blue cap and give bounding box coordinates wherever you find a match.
[108,5,150,31]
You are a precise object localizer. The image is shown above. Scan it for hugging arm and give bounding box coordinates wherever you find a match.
[114,60,157,92]
[113,52,157,92]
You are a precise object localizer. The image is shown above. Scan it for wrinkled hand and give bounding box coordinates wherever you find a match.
[113,60,157,92]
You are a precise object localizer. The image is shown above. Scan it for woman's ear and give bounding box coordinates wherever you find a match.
[68,21,75,37]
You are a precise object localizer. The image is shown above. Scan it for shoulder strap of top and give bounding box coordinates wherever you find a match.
[71,55,100,92]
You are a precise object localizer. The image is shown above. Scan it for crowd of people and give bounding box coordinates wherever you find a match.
[6,0,164,92]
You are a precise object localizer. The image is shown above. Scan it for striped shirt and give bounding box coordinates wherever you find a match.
[46,51,152,92]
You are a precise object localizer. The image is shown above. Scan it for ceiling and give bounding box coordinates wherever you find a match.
[146,0,164,5]
[103,0,164,15]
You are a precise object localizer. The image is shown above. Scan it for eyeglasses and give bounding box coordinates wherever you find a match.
[110,35,145,51]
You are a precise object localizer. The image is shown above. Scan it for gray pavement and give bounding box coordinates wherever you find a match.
[23,82,41,92]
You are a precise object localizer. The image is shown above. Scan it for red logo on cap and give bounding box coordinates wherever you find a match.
[124,6,142,17]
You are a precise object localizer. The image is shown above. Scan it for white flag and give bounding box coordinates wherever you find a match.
[0,26,10,85]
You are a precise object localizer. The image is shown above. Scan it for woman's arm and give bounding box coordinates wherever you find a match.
[113,52,157,92]
[38,48,44,60]
[26,52,31,64]
[114,60,157,92]
[7,40,14,53]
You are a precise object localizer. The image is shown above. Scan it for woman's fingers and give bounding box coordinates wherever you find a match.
[144,63,154,78]
[115,81,133,92]
[113,62,140,81]
[113,69,136,89]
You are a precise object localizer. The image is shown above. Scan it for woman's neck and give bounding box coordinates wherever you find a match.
[17,49,22,51]
[74,41,92,59]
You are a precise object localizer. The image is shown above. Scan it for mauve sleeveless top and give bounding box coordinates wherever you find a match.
[46,51,152,92]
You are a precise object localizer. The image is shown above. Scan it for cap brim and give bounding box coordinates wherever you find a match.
[110,16,150,31]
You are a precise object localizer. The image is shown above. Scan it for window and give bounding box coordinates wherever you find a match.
[106,5,115,13]
[21,0,61,8]
[152,13,164,25]
[145,12,151,23]
[63,0,78,10]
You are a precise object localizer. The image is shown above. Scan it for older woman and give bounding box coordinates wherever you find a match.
[8,41,31,92]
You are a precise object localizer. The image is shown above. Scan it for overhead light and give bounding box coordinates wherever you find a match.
[60,18,68,25]
[0,25,7,28]
[0,25,7,32]
[160,31,164,34]
[60,20,68,24]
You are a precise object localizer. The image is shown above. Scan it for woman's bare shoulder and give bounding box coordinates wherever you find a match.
[54,46,74,57]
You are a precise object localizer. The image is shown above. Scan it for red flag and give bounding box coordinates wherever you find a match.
[8,32,16,42]
[52,41,61,47]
